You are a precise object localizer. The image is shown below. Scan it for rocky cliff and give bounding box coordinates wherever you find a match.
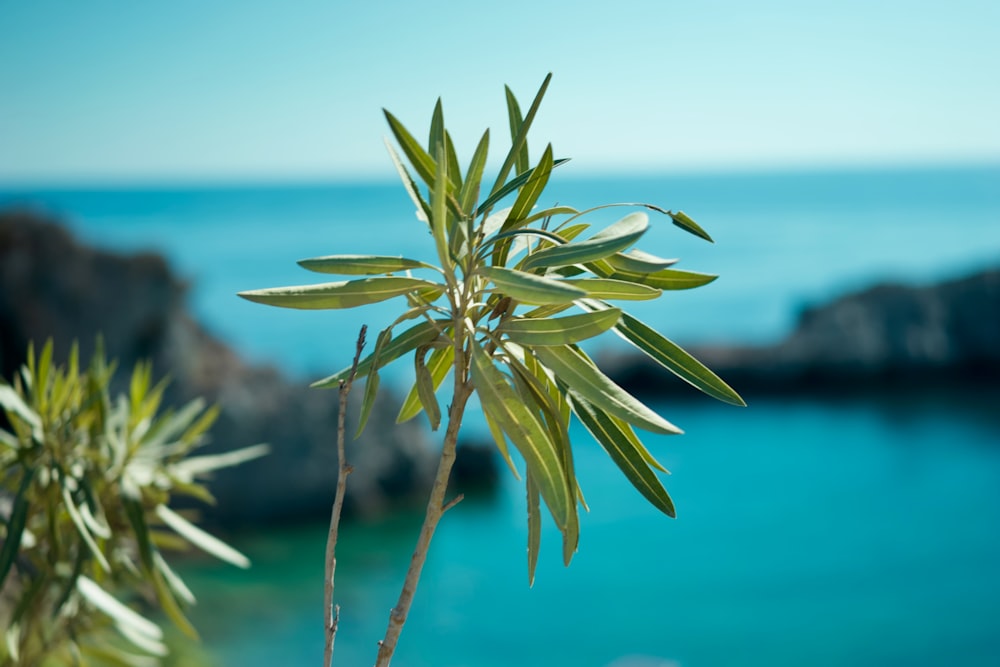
[0,210,451,524]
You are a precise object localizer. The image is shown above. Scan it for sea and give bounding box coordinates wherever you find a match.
[2,164,999,666]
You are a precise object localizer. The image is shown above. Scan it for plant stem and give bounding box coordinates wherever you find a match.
[373,375,473,667]
[324,326,367,667]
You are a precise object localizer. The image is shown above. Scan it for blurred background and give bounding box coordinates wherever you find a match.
[1,1,999,666]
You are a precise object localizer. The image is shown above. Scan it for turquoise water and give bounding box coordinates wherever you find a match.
[3,165,1000,665]
[178,394,1000,667]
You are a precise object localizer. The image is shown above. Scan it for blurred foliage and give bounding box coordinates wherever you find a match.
[0,340,267,666]
[241,73,744,586]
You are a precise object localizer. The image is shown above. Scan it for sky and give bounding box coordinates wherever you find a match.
[1,0,998,185]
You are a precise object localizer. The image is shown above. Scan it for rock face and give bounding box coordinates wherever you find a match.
[0,210,446,524]
[608,267,1000,397]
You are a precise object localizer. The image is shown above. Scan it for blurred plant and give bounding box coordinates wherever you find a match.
[0,340,268,666]
[239,73,744,666]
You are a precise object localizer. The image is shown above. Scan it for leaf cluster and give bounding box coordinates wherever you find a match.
[0,340,268,666]
[239,74,743,585]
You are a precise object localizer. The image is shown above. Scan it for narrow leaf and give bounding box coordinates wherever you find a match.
[526,472,541,587]
[431,142,451,269]
[520,212,649,272]
[669,210,714,242]
[533,345,683,435]
[76,576,163,641]
[297,255,434,275]
[384,138,431,223]
[428,98,444,157]
[613,312,746,406]
[356,328,390,438]
[384,109,436,186]
[238,277,444,310]
[570,394,676,517]
[459,129,490,215]
[507,144,554,224]
[489,73,552,198]
[312,320,445,388]
[469,339,572,529]
[563,278,661,301]
[414,346,441,430]
[607,249,679,274]
[479,266,585,305]
[505,85,530,176]
[64,486,111,573]
[483,409,520,479]
[498,308,621,347]
[155,505,250,569]
[476,158,570,217]
[151,568,198,639]
[397,344,453,423]
[596,266,718,290]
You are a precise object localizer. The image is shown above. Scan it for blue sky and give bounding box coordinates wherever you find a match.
[1,0,998,184]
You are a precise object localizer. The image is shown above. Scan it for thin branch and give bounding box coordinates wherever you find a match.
[324,324,367,667]
[441,493,465,514]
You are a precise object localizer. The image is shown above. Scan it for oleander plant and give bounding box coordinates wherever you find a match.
[239,73,744,666]
[0,340,267,666]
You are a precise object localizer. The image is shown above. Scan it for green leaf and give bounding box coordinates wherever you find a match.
[598,267,718,290]
[431,142,452,269]
[569,394,676,517]
[526,472,541,587]
[153,552,196,606]
[505,85,530,176]
[483,409,520,479]
[498,308,621,346]
[150,568,198,640]
[155,504,250,569]
[489,73,551,199]
[613,311,745,405]
[297,255,434,275]
[563,278,661,301]
[121,493,154,574]
[384,138,431,223]
[428,98,444,157]
[507,144,554,225]
[520,212,649,272]
[469,339,572,529]
[606,249,679,274]
[445,130,462,190]
[76,575,164,642]
[397,344,453,423]
[479,266,586,305]
[532,344,683,435]
[476,158,570,217]
[414,346,441,431]
[384,109,437,187]
[516,206,580,228]
[0,468,34,591]
[356,328,391,438]
[669,210,714,243]
[313,320,445,388]
[459,130,490,215]
[238,277,444,310]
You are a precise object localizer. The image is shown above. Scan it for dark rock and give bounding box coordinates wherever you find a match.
[0,210,455,524]
[607,267,1000,398]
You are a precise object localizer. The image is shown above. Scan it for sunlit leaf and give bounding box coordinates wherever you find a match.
[669,210,714,242]
[479,266,586,305]
[238,277,444,310]
[476,158,570,217]
[459,130,490,215]
[563,278,661,301]
[532,345,683,435]
[297,255,434,275]
[384,138,431,223]
[498,308,621,347]
[76,576,163,641]
[384,109,437,187]
[612,311,745,406]
[606,249,679,274]
[505,85,530,176]
[356,328,391,438]
[489,73,551,199]
[526,472,541,587]
[569,394,676,517]
[469,340,572,529]
[397,344,453,423]
[520,212,648,272]
[155,505,250,569]
[596,267,718,290]
[507,144,554,225]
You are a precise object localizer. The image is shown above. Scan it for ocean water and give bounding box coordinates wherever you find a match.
[2,165,1000,665]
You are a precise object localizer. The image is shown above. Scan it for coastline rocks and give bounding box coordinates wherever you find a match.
[0,210,446,524]
[609,267,1000,397]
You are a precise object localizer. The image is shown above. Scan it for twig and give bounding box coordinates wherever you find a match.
[324,324,367,667]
